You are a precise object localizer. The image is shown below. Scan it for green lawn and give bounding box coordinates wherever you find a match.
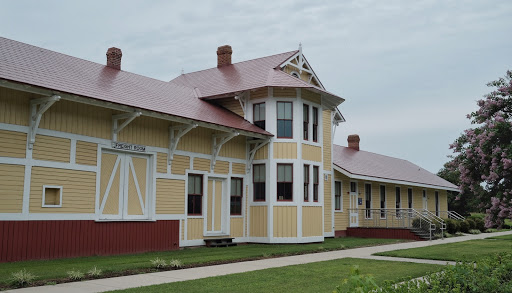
[109,258,442,293]
[375,235,512,261]
[0,237,405,286]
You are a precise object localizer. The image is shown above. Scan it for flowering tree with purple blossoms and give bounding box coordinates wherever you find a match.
[448,70,512,228]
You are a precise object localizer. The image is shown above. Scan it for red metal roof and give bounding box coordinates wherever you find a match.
[0,37,271,136]
[170,51,343,101]
[333,145,458,190]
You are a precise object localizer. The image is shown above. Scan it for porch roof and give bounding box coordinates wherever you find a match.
[333,145,459,191]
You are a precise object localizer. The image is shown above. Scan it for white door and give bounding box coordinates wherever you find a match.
[99,151,150,220]
[206,178,228,235]
[349,182,359,227]
[422,191,428,210]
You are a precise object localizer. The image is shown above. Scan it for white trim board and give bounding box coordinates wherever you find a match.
[333,165,459,192]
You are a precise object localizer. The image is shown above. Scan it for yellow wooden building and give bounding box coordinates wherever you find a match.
[0,37,458,261]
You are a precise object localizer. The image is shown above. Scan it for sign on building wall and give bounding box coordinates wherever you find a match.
[111,142,146,152]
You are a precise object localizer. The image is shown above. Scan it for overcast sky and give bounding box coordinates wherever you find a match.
[2,0,511,173]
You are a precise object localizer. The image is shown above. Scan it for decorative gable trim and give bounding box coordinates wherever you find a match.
[279,44,325,90]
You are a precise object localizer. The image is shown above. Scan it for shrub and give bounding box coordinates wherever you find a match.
[333,265,379,293]
[150,257,167,269]
[10,269,36,287]
[466,219,476,230]
[382,253,512,292]
[503,223,512,229]
[485,228,499,233]
[87,266,102,277]
[335,253,512,292]
[445,219,457,234]
[475,218,486,232]
[459,220,470,233]
[468,229,481,234]
[169,259,183,269]
[67,269,84,281]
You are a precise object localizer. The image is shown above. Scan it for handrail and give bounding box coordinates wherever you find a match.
[422,210,446,239]
[347,208,437,240]
[438,210,465,220]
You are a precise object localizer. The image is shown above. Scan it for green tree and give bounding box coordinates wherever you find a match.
[437,164,482,215]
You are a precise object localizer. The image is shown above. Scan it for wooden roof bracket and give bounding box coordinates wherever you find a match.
[112,111,141,141]
[246,138,270,173]
[27,95,61,150]
[234,91,248,118]
[331,109,345,141]
[211,131,239,171]
[168,123,197,164]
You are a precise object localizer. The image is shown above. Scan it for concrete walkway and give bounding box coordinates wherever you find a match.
[6,230,512,293]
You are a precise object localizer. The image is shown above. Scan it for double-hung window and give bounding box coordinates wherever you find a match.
[312,107,318,142]
[365,183,372,218]
[395,187,401,217]
[188,174,203,215]
[277,102,293,138]
[303,165,309,201]
[313,166,319,202]
[253,103,266,130]
[277,164,293,201]
[230,178,243,215]
[335,181,342,210]
[380,185,386,218]
[303,104,309,140]
[253,164,266,201]
[408,188,413,209]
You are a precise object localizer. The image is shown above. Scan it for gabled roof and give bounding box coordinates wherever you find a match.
[333,145,458,191]
[0,37,271,137]
[170,50,344,109]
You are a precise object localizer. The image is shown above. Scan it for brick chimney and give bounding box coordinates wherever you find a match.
[347,134,360,151]
[106,47,122,70]
[217,45,232,67]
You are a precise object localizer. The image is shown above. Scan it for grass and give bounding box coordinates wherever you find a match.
[375,235,512,262]
[108,258,442,293]
[0,237,405,286]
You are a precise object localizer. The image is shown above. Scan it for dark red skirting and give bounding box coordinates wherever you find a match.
[334,230,347,237]
[346,227,425,241]
[0,220,180,263]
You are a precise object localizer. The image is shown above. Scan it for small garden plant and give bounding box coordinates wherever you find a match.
[150,257,167,269]
[87,266,102,277]
[66,269,84,281]
[10,269,36,287]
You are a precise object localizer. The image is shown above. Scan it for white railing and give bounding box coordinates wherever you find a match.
[439,210,465,220]
[422,209,446,238]
[347,208,441,240]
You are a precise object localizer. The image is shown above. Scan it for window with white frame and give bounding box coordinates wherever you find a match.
[230,178,243,216]
[380,185,386,218]
[395,187,401,217]
[335,181,342,210]
[312,107,318,142]
[253,103,266,130]
[277,164,293,201]
[408,188,413,209]
[277,102,293,138]
[313,166,319,202]
[365,183,372,218]
[187,174,203,215]
[253,164,266,201]
[42,185,63,207]
[303,164,309,201]
[303,104,309,141]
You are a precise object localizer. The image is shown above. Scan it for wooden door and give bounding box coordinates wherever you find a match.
[99,151,150,220]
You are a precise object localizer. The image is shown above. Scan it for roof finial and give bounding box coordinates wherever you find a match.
[299,42,302,53]
[181,68,184,75]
